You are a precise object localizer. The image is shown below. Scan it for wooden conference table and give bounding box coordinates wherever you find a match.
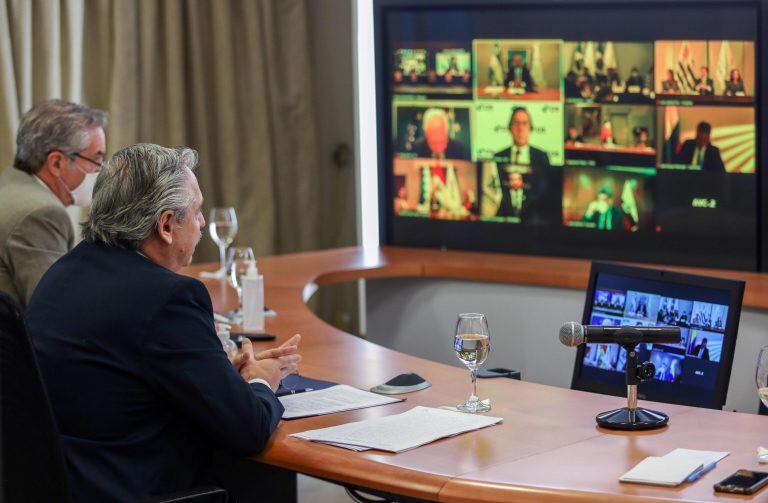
[184,246,768,502]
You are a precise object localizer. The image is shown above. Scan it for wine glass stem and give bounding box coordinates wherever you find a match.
[219,244,226,273]
[236,287,243,314]
[470,367,478,402]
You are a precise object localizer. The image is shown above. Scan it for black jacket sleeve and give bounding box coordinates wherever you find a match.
[142,276,283,456]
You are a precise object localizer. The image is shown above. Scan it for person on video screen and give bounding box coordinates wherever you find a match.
[633,127,651,149]
[674,121,725,172]
[694,66,714,95]
[624,67,644,93]
[504,53,536,92]
[412,108,468,160]
[495,170,530,219]
[494,107,550,168]
[581,187,629,231]
[692,337,710,361]
[565,126,584,147]
[444,56,470,84]
[724,68,746,97]
[406,68,420,85]
[661,69,680,93]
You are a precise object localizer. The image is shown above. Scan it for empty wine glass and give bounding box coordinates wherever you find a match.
[201,207,238,278]
[454,313,491,413]
[227,246,255,323]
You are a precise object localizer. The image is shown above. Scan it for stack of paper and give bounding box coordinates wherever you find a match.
[279,384,403,419]
[620,448,729,486]
[290,406,503,452]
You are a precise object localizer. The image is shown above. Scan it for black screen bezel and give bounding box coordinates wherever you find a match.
[373,0,765,272]
[570,261,745,409]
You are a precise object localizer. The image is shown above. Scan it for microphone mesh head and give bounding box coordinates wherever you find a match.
[558,321,584,347]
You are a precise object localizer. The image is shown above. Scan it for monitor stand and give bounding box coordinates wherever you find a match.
[596,344,669,430]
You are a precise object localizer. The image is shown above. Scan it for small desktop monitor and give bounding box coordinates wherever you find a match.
[571,262,744,409]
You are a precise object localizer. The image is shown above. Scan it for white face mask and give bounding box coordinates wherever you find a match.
[60,161,98,207]
[70,170,98,207]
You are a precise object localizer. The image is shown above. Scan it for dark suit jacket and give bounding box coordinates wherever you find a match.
[582,206,625,231]
[493,162,558,224]
[504,65,535,90]
[493,145,551,169]
[674,140,725,172]
[724,80,746,96]
[693,343,710,361]
[26,240,284,502]
[625,75,645,90]
[496,187,529,219]
[695,77,714,95]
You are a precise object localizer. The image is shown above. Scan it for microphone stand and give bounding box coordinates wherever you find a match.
[595,338,669,430]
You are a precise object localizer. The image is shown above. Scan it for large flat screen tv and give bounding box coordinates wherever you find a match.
[375,0,761,270]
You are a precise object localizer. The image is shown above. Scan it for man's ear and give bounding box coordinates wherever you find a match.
[46,151,68,177]
[156,210,175,245]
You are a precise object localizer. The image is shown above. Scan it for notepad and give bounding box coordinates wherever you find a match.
[291,406,503,452]
[620,448,729,486]
[279,384,403,419]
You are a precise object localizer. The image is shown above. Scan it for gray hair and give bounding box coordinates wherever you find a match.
[82,144,198,250]
[14,99,107,174]
[422,107,449,132]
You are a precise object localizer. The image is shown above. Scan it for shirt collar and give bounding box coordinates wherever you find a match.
[32,173,56,195]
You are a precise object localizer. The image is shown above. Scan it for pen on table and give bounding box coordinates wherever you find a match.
[276,388,314,397]
[686,460,717,483]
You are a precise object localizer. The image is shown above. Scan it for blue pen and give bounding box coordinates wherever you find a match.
[686,460,717,483]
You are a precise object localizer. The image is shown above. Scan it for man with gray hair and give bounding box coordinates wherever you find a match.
[26,143,300,501]
[0,99,107,307]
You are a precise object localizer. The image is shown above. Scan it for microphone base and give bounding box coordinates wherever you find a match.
[596,407,669,430]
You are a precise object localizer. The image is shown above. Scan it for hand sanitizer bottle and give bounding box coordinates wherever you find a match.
[242,261,264,331]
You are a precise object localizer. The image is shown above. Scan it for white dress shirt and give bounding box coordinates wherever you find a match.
[511,145,530,165]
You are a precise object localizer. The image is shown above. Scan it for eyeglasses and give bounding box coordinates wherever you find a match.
[70,152,103,171]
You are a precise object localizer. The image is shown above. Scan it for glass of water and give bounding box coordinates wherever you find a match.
[203,207,238,278]
[454,313,491,413]
[227,246,255,322]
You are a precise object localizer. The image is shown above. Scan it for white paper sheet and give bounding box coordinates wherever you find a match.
[620,448,730,486]
[665,448,729,464]
[279,384,403,419]
[291,406,503,452]
[620,456,703,486]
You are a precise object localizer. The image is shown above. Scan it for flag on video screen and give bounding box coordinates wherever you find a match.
[715,40,732,95]
[713,124,755,173]
[572,42,584,72]
[530,42,543,86]
[481,162,502,217]
[676,41,696,93]
[583,41,596,75]
[663,106,680,161]
[603,42,617,71]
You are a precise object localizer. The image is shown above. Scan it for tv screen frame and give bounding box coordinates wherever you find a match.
[372,0,767,271]
[570,261,745,410]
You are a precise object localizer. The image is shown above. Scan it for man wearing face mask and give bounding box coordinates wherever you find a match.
[0,99,106,307]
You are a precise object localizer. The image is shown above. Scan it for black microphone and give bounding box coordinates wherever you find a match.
[559,321,681,347]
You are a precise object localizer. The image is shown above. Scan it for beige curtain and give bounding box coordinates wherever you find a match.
[0,0,321,260]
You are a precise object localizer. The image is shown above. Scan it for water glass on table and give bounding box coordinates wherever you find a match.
[226,246,255,323]
[454,313,492,413]
[200,207,238,278]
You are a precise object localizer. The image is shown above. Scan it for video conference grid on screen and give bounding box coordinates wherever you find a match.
[581,273,730,397]
[390,39,755,236]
